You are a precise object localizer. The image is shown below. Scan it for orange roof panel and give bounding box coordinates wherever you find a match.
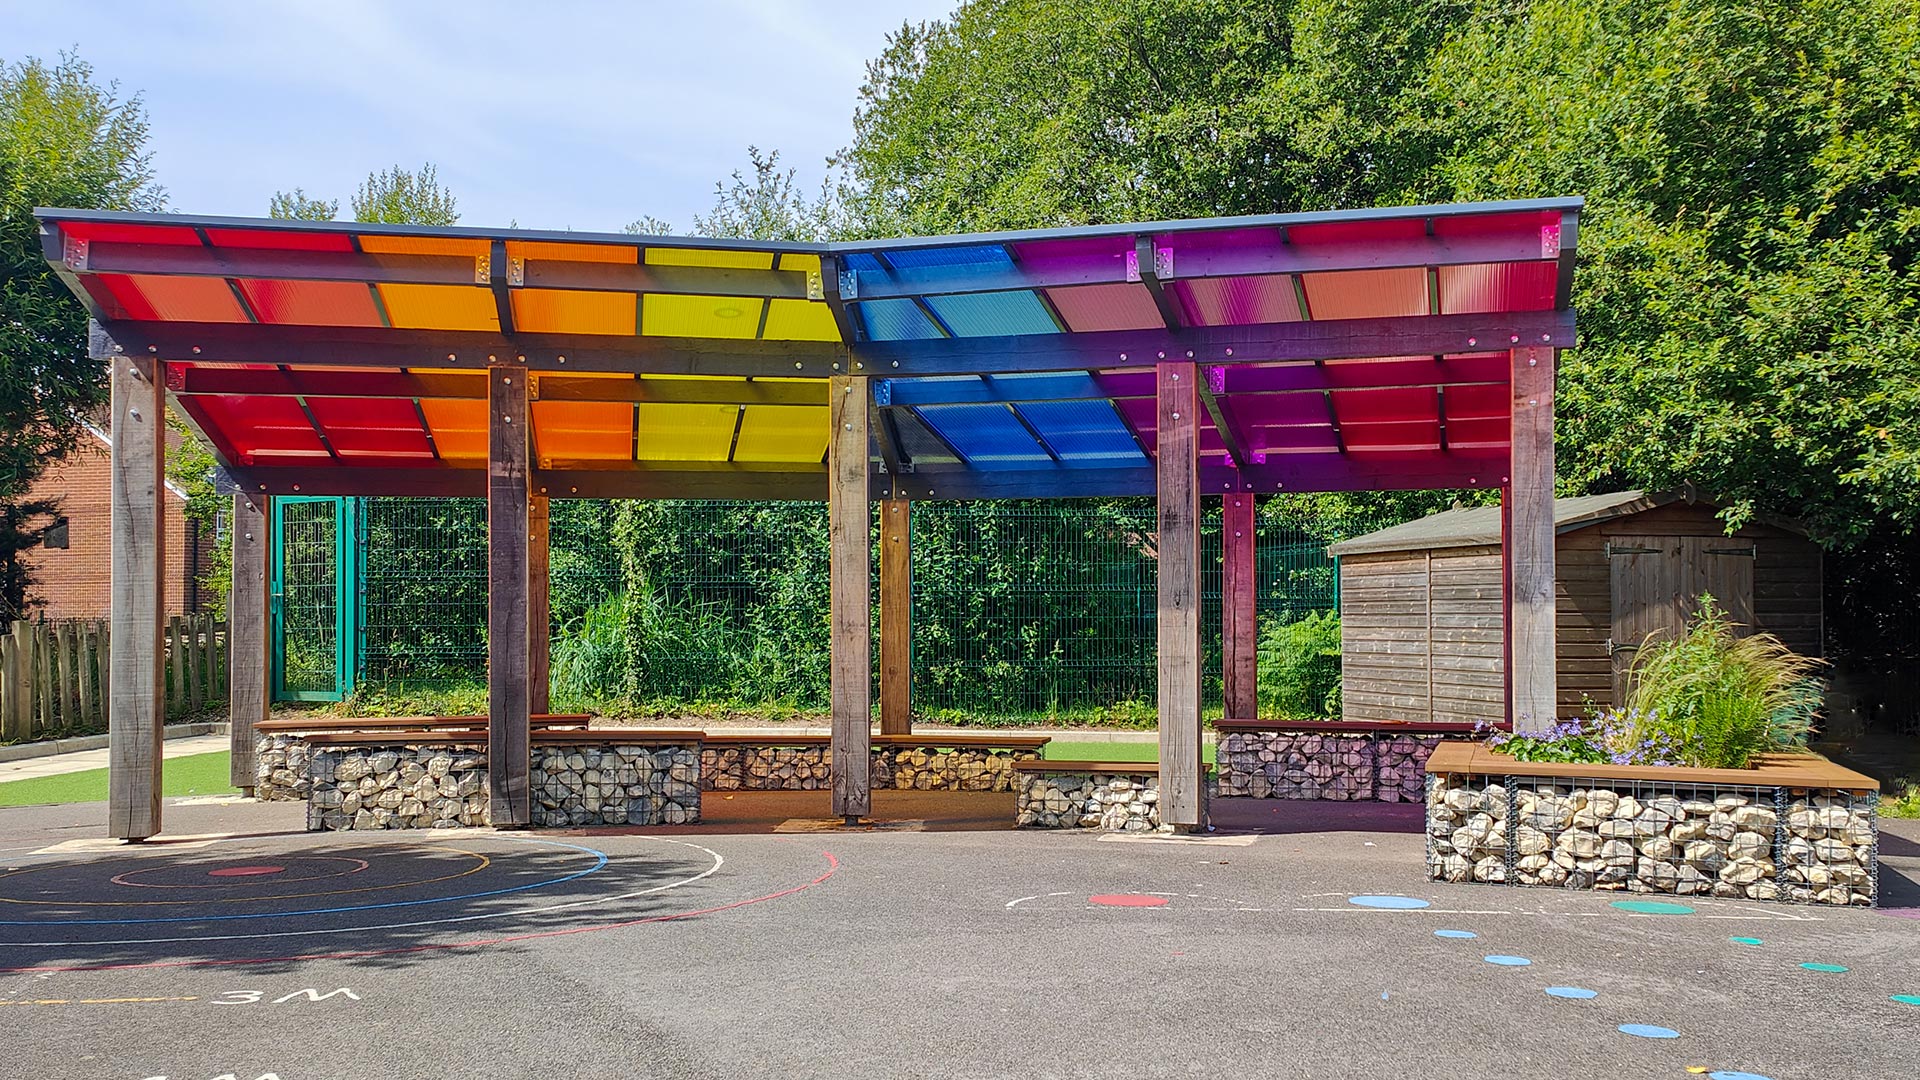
[376,283,500,332]
[418,398,487,461]
[532,401,633,462]
[512,289,637,335]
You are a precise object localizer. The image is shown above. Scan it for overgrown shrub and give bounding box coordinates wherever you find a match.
[1256,610,1342,719]
[550,592,628,705]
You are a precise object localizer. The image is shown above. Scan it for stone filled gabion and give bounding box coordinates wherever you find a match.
[304,742,702,831]
[1016,772,1166,832]
[1215,730,1440,802]
[1426,774,1876,907]
[700,745,1039,792]
[254,734,313,802]
[532,744,701,828]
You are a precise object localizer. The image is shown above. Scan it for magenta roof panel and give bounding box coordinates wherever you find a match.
[1044,283,1165,332]
[1170,275,1302,326]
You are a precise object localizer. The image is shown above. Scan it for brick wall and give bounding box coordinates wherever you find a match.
[19,429,213,620]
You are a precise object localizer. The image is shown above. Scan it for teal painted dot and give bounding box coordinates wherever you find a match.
[1709,1072,1776,1080]
[1800,962,1849,973]
[1892,994,1920,1007]
[1729,936,1764,946]
[1434,929,1478,939]
[1618,1024,1679,1039]
[1544,986,1597,1000]
[1483,955,1532,967]
[1348,895,1431,909]
[1610,900,1695,915]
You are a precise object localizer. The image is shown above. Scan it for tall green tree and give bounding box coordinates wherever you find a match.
[268,187,339,221]
[350,162,459,225]
[0,53,163,619]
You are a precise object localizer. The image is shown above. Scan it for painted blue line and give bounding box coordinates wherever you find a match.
[0,836,609,927]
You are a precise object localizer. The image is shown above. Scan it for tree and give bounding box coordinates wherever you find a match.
[0,52,163,620]
[350,162,459,225]
[268,187,338,221]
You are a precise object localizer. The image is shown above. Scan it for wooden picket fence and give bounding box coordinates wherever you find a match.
[0,614,226,741]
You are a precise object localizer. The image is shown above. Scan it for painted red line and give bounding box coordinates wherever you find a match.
[1090,894,1168,908]
[0,852,838,975]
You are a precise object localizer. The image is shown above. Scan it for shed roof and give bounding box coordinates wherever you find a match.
[1329,490,1666,556]
[36,197,1579,501]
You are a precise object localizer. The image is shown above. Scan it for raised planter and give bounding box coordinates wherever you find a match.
[700,734,1047,793]
[1424,742,1879,906]
[1215,720,1493,802]
[1013,761,1171,831]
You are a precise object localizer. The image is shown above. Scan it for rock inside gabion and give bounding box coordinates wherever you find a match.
[1426,775,1875,907]
[1215,730,1441,802]
[700,744,1039,792]
[1015,772,1171,832]
[255,734,313,802]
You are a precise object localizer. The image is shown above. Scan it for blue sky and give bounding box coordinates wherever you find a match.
[4,0,954,232]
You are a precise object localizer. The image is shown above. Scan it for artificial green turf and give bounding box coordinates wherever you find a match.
[0,750,239,808]
[1043,740,1216,764]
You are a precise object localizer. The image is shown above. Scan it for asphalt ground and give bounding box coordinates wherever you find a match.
[0,794,1915,1080]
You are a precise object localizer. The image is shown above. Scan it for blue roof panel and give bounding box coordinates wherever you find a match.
[914,403,1050,469]
[923,291,1059,337]
[877,244,1013,270]
[1017,400,1145,465]
[858,298,946,341]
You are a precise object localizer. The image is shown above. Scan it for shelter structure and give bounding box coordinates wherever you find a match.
[1329,490,1823,723]
[35,196,1580,839]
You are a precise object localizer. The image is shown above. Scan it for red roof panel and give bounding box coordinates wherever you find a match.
[188,395,328,461]
[305,398,434,459]
[202,227,357,253]
[93,274,249,323]
[236,279,383,327]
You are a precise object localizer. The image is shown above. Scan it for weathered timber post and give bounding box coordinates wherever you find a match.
[829,375,873,822]
[488,365,533,826]
[1221,492,1258,721]
[529,492,551,716]
[1157,362,1206,830]
[1505,345,1557,732]
[879,498,912,736]
[106,332,167,841]
[229,491,271,795]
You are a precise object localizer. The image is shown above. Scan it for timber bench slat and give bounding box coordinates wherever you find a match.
[256,714,592,735]
[699,732,1051,749]
[1215,718,1505,736]
[298,728,704,748]
[1013,760,1160,774]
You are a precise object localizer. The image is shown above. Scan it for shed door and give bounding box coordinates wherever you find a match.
[1608,536,1755,702]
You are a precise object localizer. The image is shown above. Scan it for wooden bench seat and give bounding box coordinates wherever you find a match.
[697,732,1050,749]
[1013,759,1160,774]
[298,727,703,748]
[257,713,592,735]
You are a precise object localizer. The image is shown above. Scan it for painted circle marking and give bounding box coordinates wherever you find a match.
[1483,955,1532,967]
[1348,895,1430,910]
[1433,929,1477,939]
[1728,936,1764,946]
[21,851,483,907]
[1708,1072,1776,1080]
[1610,900,1694,915]
[1618,1024,1680,1039]
[1799,962,1848,973]
[205,866,287,878]
[1891,994,1920,1007]
[1090,894,1168,908]
[109,857,371,889]
[1544,986,1597,999]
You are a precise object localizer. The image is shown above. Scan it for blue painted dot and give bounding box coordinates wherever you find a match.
[1483,955,1532,967]
[1729,936,1764,946]
[1348,895,1431,909]
[1618,1024,1680,1039]
[1709,1072,1776,1080]
[1892,994,1920,1007]
[1544,986,1597,999]
[1610,899,1694,915]
[1800,962,1848,973]
[1434,929,1478,939]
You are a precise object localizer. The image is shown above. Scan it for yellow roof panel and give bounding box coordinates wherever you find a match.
[776,253,822,272]
[642,294,761,339]
[637,403,740,461]
[376,283,500,332]
[645,247,775,270]
[513,289,637,335]
[732,406,828,463]
[761,298,840,341]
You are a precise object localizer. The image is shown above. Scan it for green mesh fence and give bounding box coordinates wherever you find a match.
[346,496,1383,720]
[275,498,342,697]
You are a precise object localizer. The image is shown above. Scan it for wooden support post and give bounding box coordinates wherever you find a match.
[36,623,54,730]
[488,365,533,827]
[57,622,75,727]
[3,622,26,740]
[879,498,912,736]
[1157,362,1206,829]
[529,493,551,716]
[229,492,271,793]
[1221,492,1257,721]
[829,375,872,821]
[108,347,166,840]
[1506,345,1558,732]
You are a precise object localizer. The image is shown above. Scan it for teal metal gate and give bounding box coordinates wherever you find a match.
[272,496,359,701]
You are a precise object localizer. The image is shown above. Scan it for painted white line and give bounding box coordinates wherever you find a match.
[1095,833,1259,846]
[4,834,728,948]
[1005,891,1071,909]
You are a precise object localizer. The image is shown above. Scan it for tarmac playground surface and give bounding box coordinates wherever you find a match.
[1,792,1916,1080]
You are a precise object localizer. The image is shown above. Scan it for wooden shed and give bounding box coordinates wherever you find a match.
[1328,491,1823,725]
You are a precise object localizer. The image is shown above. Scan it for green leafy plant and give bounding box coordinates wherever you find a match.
[550,592,629,706]
[1883,778,1920,819]
[1256,610,1342,720]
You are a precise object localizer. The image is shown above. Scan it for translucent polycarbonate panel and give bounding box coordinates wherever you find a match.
[532,401,634,461]
[1170,275,1302,326]
[760,298,840,341]
[847,244,1012,273]
[636,403,739,461]
[1043,283,1163,332]
[375,283,500,332]
[777,253,822,272]
[236,278,383,327]
[1016,400,1145,465]
[1283,216,1426,247]
[1333,386,1440,424]
[922,291,1058,337]
[890,407,961,465]
[1445,416,1510,448]
[1441,382,1508,420]
[1438,261,1558,314]
[57,221,201,246]
[304,397,434,459]
[202,227,355,252]
[191,395,328,460]
[642,294,760,339]
[505,240,638,264]
[1339,420,1442,451]
[645,247,774,269]
[356,234,489,257]
[732,406,829,462]
[513,289,636,335]
[858,298,945,340]
[418,398,488,461]
[96,274,249,323]
[914,404,1050,468]
[1299,267,1428,321]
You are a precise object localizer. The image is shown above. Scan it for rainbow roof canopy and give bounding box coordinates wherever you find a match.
[36,197,1580,500]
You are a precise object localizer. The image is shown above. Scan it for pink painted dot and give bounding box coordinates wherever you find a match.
[207,865,286,878]
[1089,894,1168,907]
